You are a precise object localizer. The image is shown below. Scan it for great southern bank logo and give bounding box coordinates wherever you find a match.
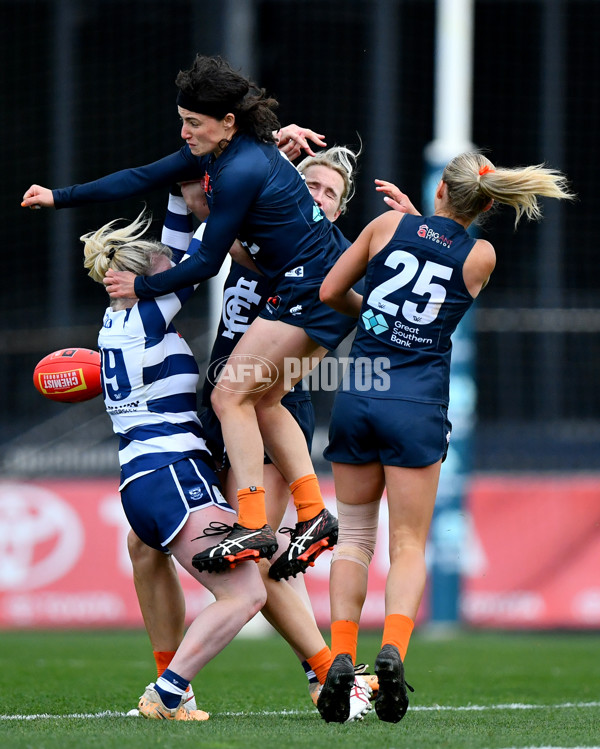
[362,309,389,335]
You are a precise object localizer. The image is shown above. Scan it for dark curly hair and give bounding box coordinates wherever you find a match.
[176,55,280,144]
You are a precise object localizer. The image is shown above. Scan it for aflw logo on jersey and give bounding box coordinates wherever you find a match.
[417,224,453,248]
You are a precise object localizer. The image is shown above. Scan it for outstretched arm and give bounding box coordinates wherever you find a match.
[21,147,201,209]
[21,184,53,209]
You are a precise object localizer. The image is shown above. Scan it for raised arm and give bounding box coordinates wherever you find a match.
[320,210,405,317]
[319,226,373,318]
[21,147,202,209]
[274,124,327,161]
[161,185,194,264]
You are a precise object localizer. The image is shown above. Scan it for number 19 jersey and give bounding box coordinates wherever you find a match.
[349,214,477,405]
[98,291,209,490]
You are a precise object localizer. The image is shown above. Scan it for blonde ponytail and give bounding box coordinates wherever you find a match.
[443,152,575,228]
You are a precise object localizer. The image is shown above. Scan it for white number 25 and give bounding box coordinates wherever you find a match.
[366,250,453,325]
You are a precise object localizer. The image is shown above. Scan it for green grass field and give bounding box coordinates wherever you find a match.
[1,628,599,749]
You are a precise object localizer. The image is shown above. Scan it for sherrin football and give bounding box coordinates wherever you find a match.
[33,348,102,403]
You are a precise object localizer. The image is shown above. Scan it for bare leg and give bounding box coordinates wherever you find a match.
[167,505,266,681]
[127,530,185,653]
[211,318,326,487]
[329,462,385,624]
[383,462,441,619]
[328,460,440,622]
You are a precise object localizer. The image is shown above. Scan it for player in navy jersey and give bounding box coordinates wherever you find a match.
[123,149,373,718]
[95,56,356,576]
[81,209,267,721]
[22,55,355,579]
[315,152,574,724]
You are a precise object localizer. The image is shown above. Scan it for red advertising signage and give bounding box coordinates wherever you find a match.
[461,475,600,629]
[0,475,598,630]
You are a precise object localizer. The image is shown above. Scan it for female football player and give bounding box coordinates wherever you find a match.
[82,209,265,721]
[316,152,574,723]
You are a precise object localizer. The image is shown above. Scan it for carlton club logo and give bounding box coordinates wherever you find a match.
[221,276,262,340]
[0,483,84,591]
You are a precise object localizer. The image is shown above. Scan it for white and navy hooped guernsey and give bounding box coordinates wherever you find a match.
[98,196,209,490]
[99,292,209,490]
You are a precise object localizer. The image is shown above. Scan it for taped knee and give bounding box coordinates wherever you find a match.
[331,499,380,570]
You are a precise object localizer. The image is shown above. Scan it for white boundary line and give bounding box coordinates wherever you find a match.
[1,701,599,720]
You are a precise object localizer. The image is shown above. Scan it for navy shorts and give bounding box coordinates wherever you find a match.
[324,392,452,468]
[201,395,315,472]
[258,276,356,351]
[121,457,234,551]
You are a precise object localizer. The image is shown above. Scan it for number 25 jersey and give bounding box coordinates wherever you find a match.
[350,213,477,406]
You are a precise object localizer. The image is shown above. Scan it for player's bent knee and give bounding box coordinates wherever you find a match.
[127,528,149,561]
[247,584,268,617]
[209,386,226,419]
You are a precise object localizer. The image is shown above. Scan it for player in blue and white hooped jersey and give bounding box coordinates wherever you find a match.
[81,209,267,721]
[316,152,574,724]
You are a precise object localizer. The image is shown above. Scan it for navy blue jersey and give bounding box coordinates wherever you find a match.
[134,133,349,298]
[346,214,476,405]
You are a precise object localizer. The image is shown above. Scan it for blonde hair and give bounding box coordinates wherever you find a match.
[297,145,360,215]
[442,152,575,228]
[81,209,172,284]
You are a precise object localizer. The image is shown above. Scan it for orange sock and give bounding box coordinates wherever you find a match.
[306,645,332,685]
[153,650,176,678]
[237,486,267,529]
[382,614,414,661]
[331,619,359,662]
[290,473,325,523]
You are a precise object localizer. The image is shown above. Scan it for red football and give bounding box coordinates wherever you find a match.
[33,348,103,403]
